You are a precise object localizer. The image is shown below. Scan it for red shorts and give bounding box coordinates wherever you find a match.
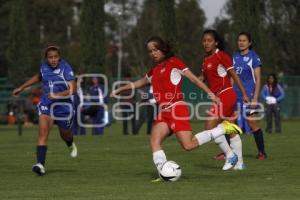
[208,88,237,119]
[154,102,192,132]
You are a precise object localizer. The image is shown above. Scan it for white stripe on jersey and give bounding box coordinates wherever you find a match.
[247,59,256,84]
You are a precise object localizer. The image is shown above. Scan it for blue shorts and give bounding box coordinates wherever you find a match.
[38,101,74,129]
[235,99,262,134]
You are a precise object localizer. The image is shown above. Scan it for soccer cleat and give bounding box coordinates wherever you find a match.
[69,142,78,158]
[151,178,162,183]
[256,152,267,160]
[32,163,45,176]
[222,153,238,170]
[233,162,246,170]
[213,152,226,161]
[222,121,243,135]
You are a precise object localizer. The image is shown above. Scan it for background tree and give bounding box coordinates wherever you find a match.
[157,0,177,45]
[80,0,105,73]
[27,0,74,72]
[6,0,31,85]
[122,0,160,76]
[0,0,10,77]
[262,0,300,74]
[224,0,265,53]
[176,0,206,73]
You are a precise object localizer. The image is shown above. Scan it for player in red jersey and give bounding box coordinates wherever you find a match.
[110,36,242,178]
[200,30,249,170]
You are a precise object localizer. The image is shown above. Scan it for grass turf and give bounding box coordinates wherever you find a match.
[0,121,299,200]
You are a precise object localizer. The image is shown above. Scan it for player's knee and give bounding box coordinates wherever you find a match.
[181,143,194,151]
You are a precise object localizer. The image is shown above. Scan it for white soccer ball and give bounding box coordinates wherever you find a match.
[159,161,182,182]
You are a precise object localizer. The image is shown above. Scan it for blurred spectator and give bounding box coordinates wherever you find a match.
[71,78,86,135]
[261,73,285,133]
[120,73,137,135]
[135,86,156,135]
[82,77,107,135]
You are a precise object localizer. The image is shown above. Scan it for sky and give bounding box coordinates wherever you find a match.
[200,0,228,27]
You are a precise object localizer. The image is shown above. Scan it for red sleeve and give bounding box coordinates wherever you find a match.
[145,67,153,82]
[217,51,233,71]
[170,57,188,72]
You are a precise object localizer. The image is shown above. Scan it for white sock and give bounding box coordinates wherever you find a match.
[153,150,167,171]
[214,135,234,157]
[195,130,212,145]
[230,135,243,163]
[211,123,225,139]
[195,124,225,146]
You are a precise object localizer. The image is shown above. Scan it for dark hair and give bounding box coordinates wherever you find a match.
[202,29,225,50]
[146,36,174,59]
[267,73,278,95]
[238,32,253,49]
[44,45,61,58]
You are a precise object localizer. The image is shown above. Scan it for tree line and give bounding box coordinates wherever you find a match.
[0,0,299,85]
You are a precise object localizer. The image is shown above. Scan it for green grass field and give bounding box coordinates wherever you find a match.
[0,121,299,200]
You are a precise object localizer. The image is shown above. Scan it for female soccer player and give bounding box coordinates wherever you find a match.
[12,45,78,175]
[233,32,267,160]
[200,30,249,170]
[110,36,242,177]
[261,73,285,133]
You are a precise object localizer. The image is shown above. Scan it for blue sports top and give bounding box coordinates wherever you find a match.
[233,50,262,99]
[39,59,75,106]
[90,84,108,104]
[261,84,285,103]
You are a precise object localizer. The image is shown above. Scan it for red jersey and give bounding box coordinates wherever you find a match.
[146,56,188,108]
[202,49,233,94]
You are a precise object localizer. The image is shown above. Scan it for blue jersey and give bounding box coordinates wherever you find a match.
[90,84,107,104]
[233,50,262,100]
[38,59,75,129]
[40,59,75,106]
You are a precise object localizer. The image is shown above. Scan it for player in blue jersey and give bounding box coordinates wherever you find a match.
[233,32,267,160]
[12,45,78,175]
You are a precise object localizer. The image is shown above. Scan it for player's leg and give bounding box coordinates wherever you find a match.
[247,115,267,159]
[150,122,171,171]
[274,104,281,133]
[58,127,77,158]
[32,114,52,176]
[92,108,104,135]
[122,105,129,135]
[56,104,77,158]
[265,104,272,133]
[225,111,245,170]
[206,118,232,157]
[175,121,242,151]
[206,119,239,170]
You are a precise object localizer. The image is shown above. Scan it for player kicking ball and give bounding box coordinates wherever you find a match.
[110,36,243,179]
[12,45,78,176]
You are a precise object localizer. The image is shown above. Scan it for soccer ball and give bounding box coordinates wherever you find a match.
[159,161,182,182]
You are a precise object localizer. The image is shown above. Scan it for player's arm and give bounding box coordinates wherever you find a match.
[48,80,77,99]
[110,77,149,97]
[252,67,261,105]
[228,69,249,102]
[12,74,41,96]
[183,69,219,103]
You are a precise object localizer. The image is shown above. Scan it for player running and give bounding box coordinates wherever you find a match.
[200,30,249,170]
[233,32,267,160]
[12,45,78,176]
[110,36,242,177]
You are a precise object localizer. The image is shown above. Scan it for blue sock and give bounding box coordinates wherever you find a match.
[253,129,266,154]
[37,145,47,166]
